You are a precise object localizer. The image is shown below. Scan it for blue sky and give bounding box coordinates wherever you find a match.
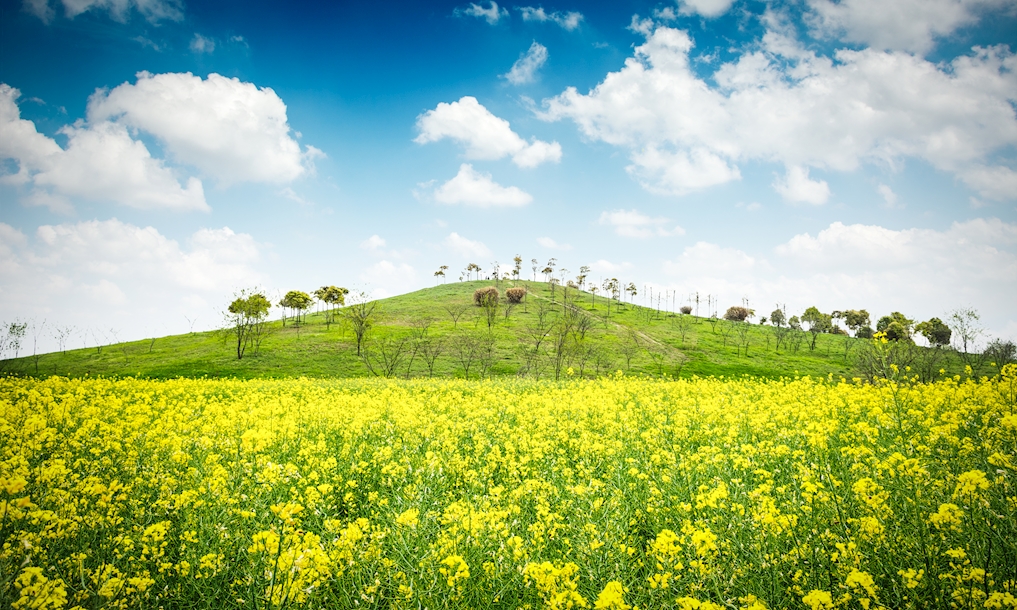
[2,0,1016,351]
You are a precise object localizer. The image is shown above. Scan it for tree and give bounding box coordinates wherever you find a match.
[577,265,590,291]
[513,256,522,281]
[836,309,871,336]
[723,306,753,322]
[916,317,952,347]
[444,303,470,329]
[769,308,789,352]
[876,312,914,342]
[343,292,378,356]
[0,320,28,372]
[985,339,1017,367]
[626,283,638,303]
[315,286,348,329]
[474,287,500,329]
[949,308,983,355]
[224,290,271,360]
[279,290,313,327]
[531,258,539,281]
[434,265,448,284]
[801,306,832,351]
[360,335,410,377]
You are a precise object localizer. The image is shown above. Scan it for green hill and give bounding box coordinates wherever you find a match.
[1,280,972,380]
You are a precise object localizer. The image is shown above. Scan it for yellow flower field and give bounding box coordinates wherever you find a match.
[1,370,1015,609]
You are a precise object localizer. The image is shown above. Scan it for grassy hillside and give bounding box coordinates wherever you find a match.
[1,280,975,380]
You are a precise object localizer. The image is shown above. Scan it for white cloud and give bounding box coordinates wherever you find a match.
[455,1,508,24]
[444,232,492,259]
[537,236,572,250]
[877,183,900,208]
[26,0,184,23]
[518,6,583,30]
[805,0,1012,54]
[540,25,1017,200]
[415,96,561,168]
[87,72,320,185]
[1,85,208,212]
[660,218,1017,341]
[773,166,831,205]
[677,0,736,18]
[503,41,549,85]
[599,209,685,238]
[589,259,633,274]
[0,219,262,349]
[958,165,1017,201]
[432,163,533,207]
[360,260,416,297]
[361,234,386,250]
[189,33,215,54]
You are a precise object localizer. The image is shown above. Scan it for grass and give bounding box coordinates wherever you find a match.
[1,280,976,380]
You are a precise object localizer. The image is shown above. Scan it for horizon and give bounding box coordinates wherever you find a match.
[2,0,1015,354]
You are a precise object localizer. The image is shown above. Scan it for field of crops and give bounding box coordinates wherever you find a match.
[2,371,1016,609]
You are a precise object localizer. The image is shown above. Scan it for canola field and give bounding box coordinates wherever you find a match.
[2,371,1016,609]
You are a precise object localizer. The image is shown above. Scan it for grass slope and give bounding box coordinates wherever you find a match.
[2,280,969,380]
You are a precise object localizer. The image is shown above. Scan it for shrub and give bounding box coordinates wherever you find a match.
[506,287,526,304]
[474,286,500,306]
[723,306,752,322]
[680,305,692,315]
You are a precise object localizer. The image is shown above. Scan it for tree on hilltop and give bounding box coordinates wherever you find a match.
[225,290,271,360]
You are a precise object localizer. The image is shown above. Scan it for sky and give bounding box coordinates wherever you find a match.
[1,0,1016,354]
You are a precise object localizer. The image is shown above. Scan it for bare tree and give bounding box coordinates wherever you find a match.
[343,293,378,356]
[444,303,470,329]
[51,325,75,355]
[360,335,410,377]
[419,336,446,378]
[476,333,497,378]
[520,301,554,379]
[0,320,28,372]
[619,329,641,370]
[672,313,693,345]
[450,331,482,379]
[30,319,46,374]
[949,308,983,359]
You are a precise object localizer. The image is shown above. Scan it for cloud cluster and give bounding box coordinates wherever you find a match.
[0,218,262,345]
[444,232,492,259]
[518,6,583,30]
[503,42,548,85]
[24,0,183,24]
[1,84,206,212]
[805,0,1014,54]
[455,1,508,24]
[88,72,320,185]
[432,164,532,207]
[661,218,1017,340]
[1,73,319,212]
[540,24,1017,202]
[599,209,685,238]
[416,96,561,168]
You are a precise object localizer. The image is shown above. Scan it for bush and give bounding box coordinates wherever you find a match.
[680,305,692,315]
[723,306,752,322]
[505,287,526,304]
[474,286,500,306]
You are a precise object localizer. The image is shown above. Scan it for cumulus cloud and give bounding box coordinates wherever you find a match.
[25,0,184,24]
[661,218,1017,340]
[189,33,215,54]
[518,6,583,30]
[88,72,320,185]
[877,183,900,208]
[588,259,633,274]
[455,1,508,24]
[361,234,386,251]
[537,236,572,250]
[676,0,736,18]
[432,164,533,207]
[805,0,1013,54]
[444,232,492,259]
[599,209,685,238]
[1,84,208,211]
[0,218,262,348]
[415,96,561,168]
[540,25,1017,201]
[359,260,416,298]
[773,166,831,205]
[503,41,549,85]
